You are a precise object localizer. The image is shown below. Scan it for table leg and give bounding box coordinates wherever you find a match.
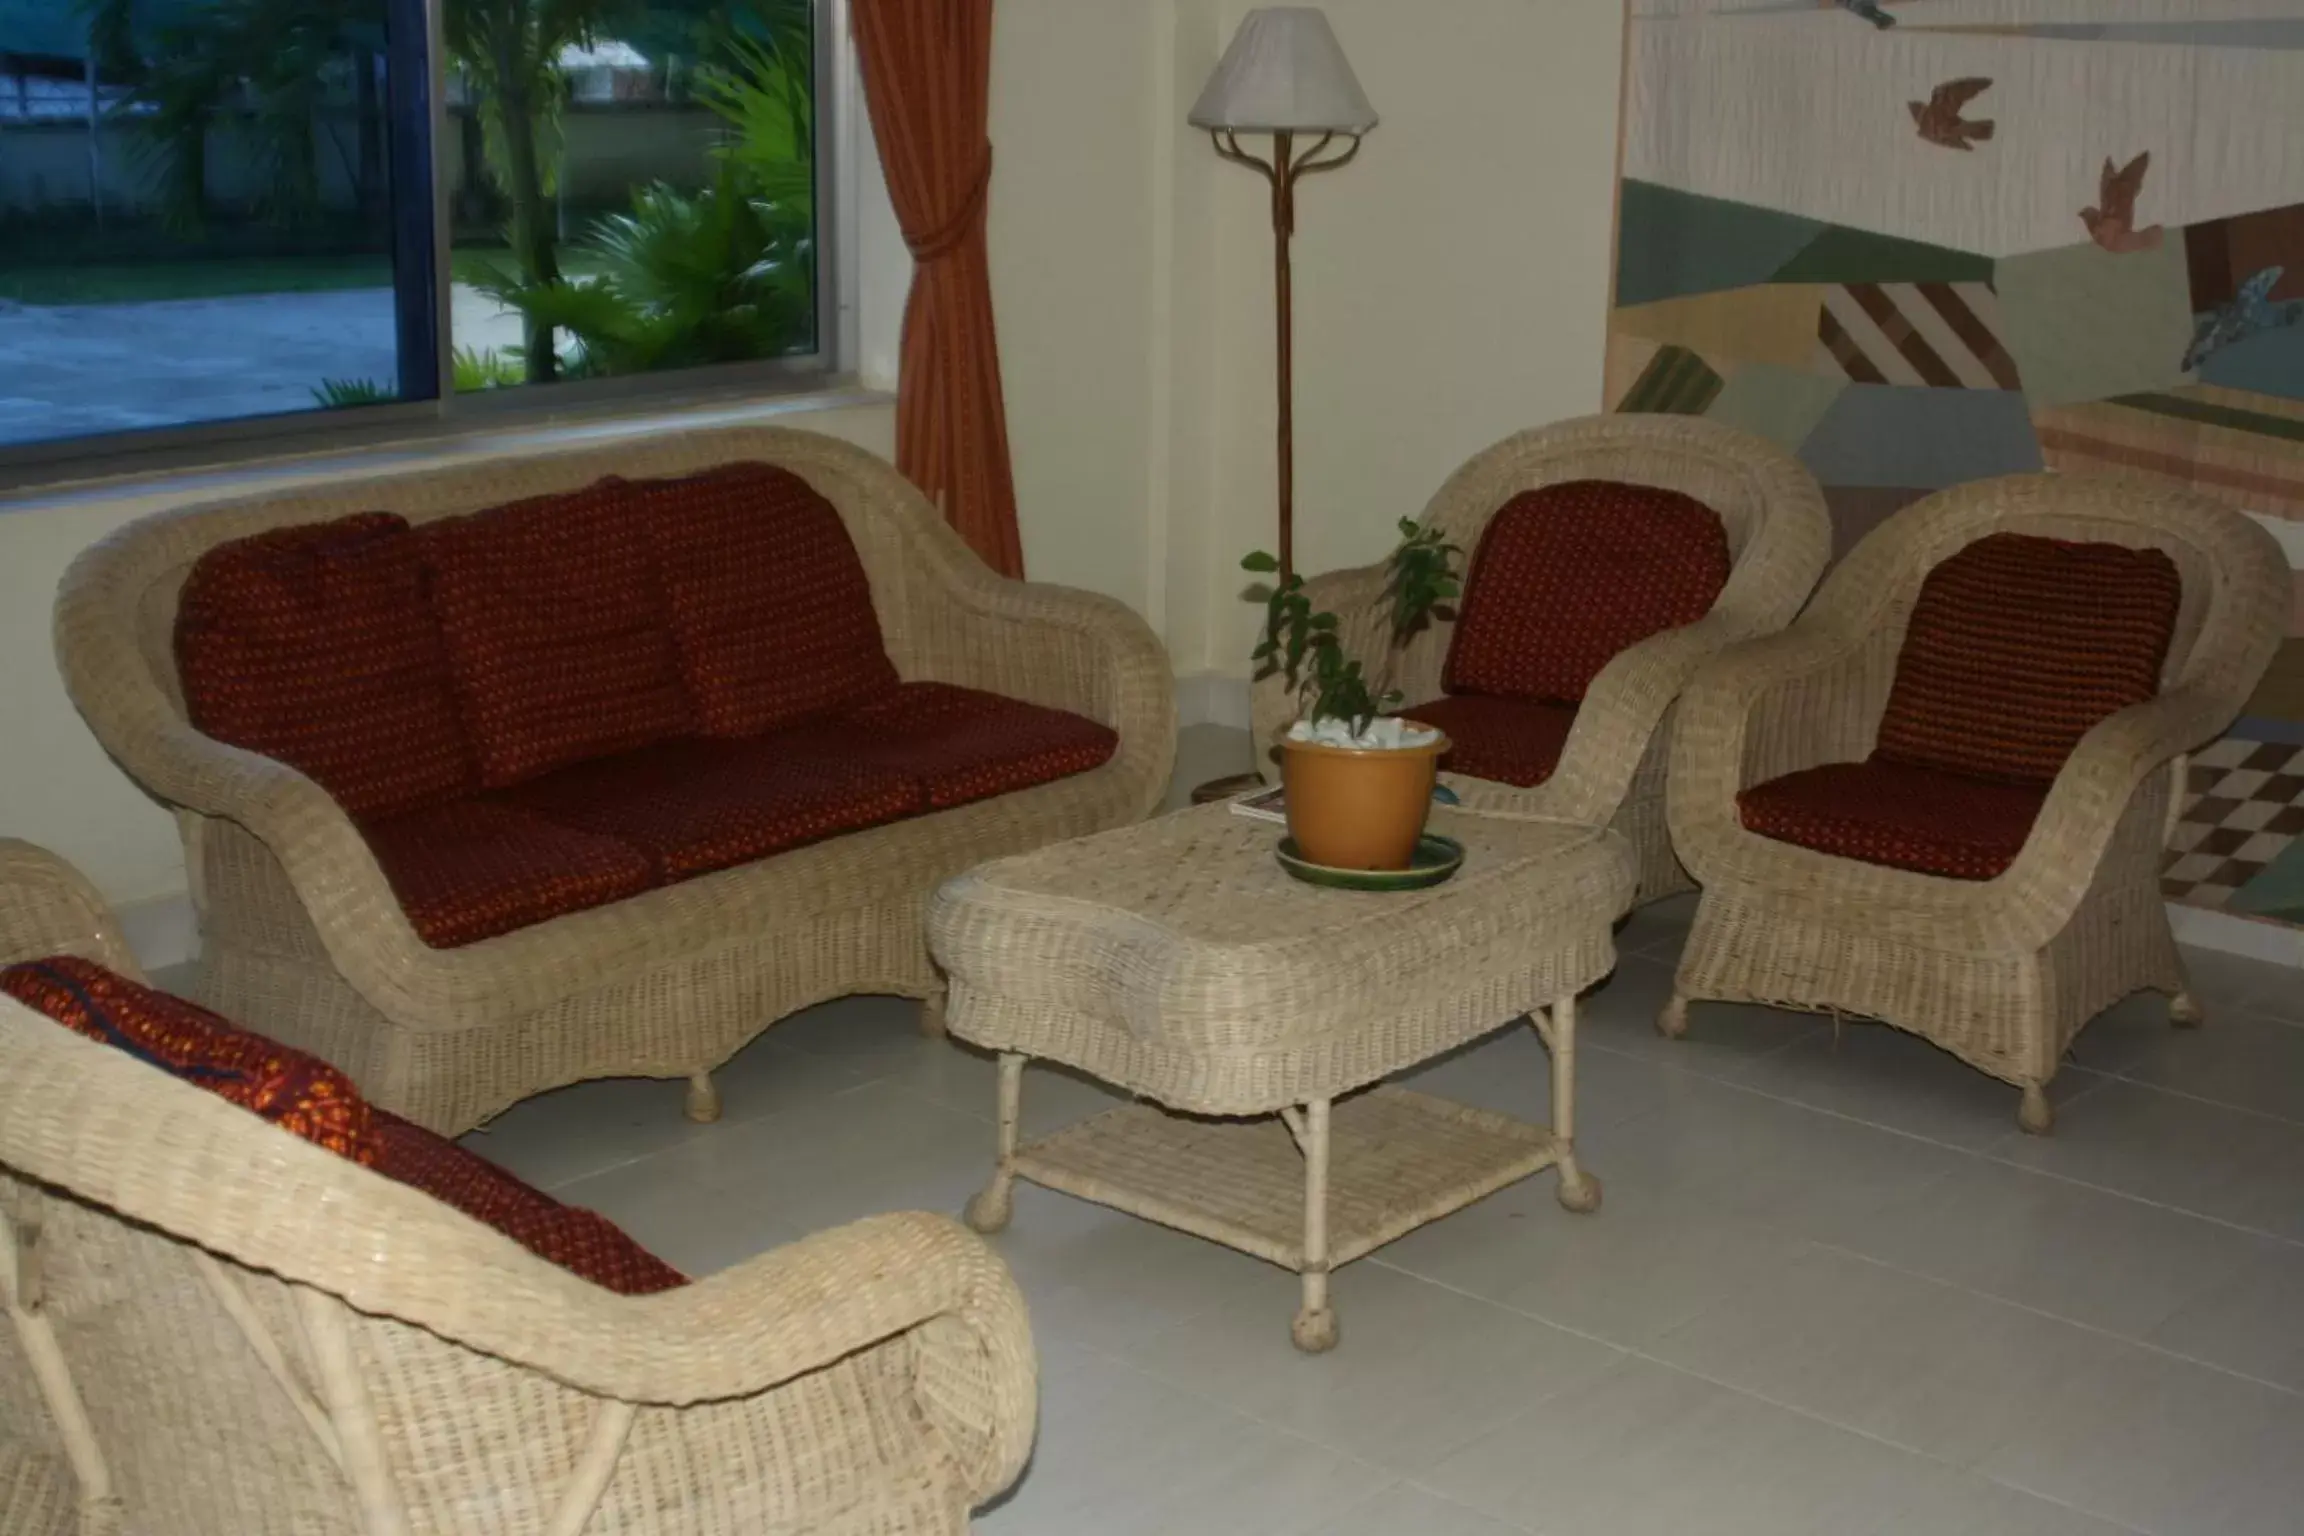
[1291,1097,1339,1353]
[1548,995,1602,1214]
[965,1052,1026,1234]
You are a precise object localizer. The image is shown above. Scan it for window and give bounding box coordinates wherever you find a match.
[0,0,829,469]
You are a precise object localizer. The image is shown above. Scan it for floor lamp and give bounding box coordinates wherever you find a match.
[1186,6,1379,803]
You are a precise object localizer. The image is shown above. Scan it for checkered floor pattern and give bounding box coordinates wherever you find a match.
[2163,736,2304,911]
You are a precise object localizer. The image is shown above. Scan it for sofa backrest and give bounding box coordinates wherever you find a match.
[151,435,933,812]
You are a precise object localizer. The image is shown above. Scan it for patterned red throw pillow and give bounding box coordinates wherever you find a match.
[2,956,686,1294]
[420,479,696,788]
[639,462,903,737]
[176,512,475,821]
[1400,695,1579,789]
[1874,532,2182,786]
[1,956,374,1161]
[1443,480,1731,705]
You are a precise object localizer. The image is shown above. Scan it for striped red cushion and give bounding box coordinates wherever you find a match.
[1875,532,2181,785]
[827,683,1119,808]
[358,799,659,949]
[176,513,475,821]
[1444,481,1730,704]
[2,956,685,1294]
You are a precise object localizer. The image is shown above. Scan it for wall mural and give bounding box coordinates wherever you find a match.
[1610,0,2304,937]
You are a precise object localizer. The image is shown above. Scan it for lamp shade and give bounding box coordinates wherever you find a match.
[1188,7,1377,135]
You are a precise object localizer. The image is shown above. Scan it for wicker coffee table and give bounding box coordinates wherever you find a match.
[925,802,1636,1352]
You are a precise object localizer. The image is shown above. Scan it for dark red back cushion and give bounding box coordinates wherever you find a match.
[1444,481,1732,704]
[1874,533,2182,785]
[640,462,902,737]
[2,956,374,1161]
[2,956,685,1294]
[176,513,475,821]
[421,480,696,788]
[366,1111,686,1295]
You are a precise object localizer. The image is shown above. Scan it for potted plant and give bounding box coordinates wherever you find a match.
[1243,520,1463,870]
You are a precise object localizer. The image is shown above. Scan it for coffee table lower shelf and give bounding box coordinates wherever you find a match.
[964,1082,1596,1352]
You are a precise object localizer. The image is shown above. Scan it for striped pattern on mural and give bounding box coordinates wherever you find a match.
[1815,281,2021,390]
[1618,344,1725,414]
[2035,387,2304,521]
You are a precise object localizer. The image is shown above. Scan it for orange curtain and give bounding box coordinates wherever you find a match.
[851,0,1025,578]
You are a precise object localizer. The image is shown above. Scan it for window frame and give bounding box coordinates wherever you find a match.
[0,0,847,492]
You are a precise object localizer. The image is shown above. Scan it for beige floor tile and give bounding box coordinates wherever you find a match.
[1723,1019,2110,1151]
[1423,1356,1951,1536]
[2145,1236,2304,1393]
[976,1348,1391,1536]
[1976,1329,2304,1536]
[1375,1172,1806,1348]
[1326,1482,1536,1536]
[2089,1008,2304,1125]
[1867,1465,2145,1536]
[1986,1080,2304,1242]
[1577,952,1826,1074]
[1392,1010,1699,1134]
[1111,1261,1623,1477]
[553,1150,811,1276]
[1646,1245,2119,1468]
[1613,892,1699,963]
[1817,1159,2268,1337]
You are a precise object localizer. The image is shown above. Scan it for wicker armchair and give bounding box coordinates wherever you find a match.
[53,426,1175,1135]
[1251,416,1830,902]
[0,839,1036,1536]
[1662,474,2289,1133]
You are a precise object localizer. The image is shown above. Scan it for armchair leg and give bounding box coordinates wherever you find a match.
[684,1070,721,1124]
[1657,993,1690,1039]
[920,986,949,1038]
[2169,990,2206,1029]
[2017,1083,2054,1136]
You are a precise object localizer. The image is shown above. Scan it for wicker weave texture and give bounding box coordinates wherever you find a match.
[0,839,1037,1536]
[52,427,1178,1134]
[928,803,1636,1115]
[1665,473,2290,1124]
[1249,416,1830,904]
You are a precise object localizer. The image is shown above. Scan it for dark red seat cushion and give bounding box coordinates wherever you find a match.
[1875,532,2182,786]
[3,955,683,1294]
[2,955,374,1160]
[497,735,922,882]
[420,479,695,788]
[1737,758,2049,881]
[1401,695,1578,789]
[176,513,475,820]
[1444,480,1731,704]
[359,800,658,949]
[639,462,902,737]
[827,683,1120,809]
[366,1110,685,1295]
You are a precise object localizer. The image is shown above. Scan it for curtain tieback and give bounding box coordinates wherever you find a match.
[905,150,994,262]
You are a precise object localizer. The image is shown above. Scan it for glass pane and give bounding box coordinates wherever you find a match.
[444,0,818,392]
[0,0,421,449]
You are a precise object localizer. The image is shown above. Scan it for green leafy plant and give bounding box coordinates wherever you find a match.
[312,376,392,407]
[693,20,815,219]
[1244,519,1463,736]
[452,345,524,391]
[470,165,812,377]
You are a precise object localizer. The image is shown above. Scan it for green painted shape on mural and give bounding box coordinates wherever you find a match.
[1615,182,1825,309]
[1769,226,1994,287]
[1618,345,1724,415]
[1995,239,2196,409]
[2227,835,2304,923]
[2111,391,2304,444]
[1704,364,1848,451]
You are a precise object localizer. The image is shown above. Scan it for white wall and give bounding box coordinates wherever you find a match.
[0,0,1631,942]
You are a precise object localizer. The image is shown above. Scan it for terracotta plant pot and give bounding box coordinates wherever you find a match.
[1281,731,1452,871]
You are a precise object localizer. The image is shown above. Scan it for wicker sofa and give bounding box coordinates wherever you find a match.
[54,426,1176,1135]
[1252,416,1830,901]
[1662,473,2289,1131]
[0,839,1035,1536]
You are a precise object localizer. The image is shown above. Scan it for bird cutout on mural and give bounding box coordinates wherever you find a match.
[1910,79,1994,150]
[2182,267,2304,373]
[1837,0,1898,29]
[2081,153,2164,254]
